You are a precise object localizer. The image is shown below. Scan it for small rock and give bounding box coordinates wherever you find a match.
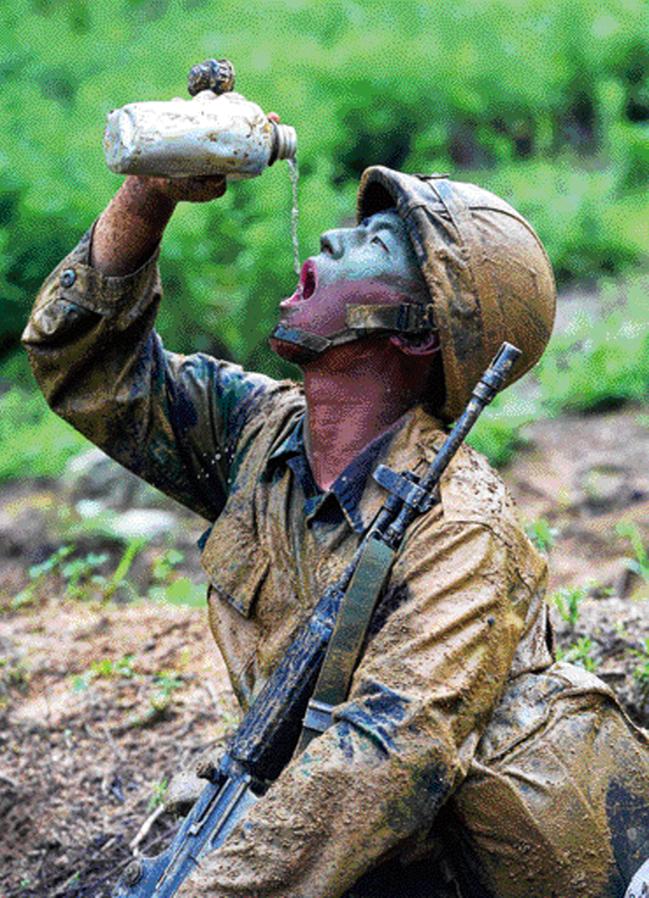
[109,509,178,541]
[576,463,639,513]
[75,499,108,518]
[64,449,169,511]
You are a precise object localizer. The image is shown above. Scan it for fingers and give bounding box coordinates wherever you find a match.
[267,111,281,124]
[174,175,227,203]
[141,174,227,204]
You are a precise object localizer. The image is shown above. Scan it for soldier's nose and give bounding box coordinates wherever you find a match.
[319,231,344,260]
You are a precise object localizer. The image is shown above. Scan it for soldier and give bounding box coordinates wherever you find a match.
[23,160,649,897]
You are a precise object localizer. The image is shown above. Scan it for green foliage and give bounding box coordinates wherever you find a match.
[148,576,206,608]
[616,521,649,582]
[536,280,649,414]
[551,585,589,629]
[148,550,206,607]
[469,275,649,466]
[61,551,109,598]
[632,638,649,693]
[466,393,533,467]
[0,1,648,476]
[72,653,136,691]
[71,653,184,729]
[558,635,600,672]
[0,383,90,482]
[525,517,558,555]
[147,777,169,812]
[11,544,74,609]
[101,537,148,601]
[0,0,647,364]
[9,538,147,609]
[150,670,184,713]
[151,548,185,582]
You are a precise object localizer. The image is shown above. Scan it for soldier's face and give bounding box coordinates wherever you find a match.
[273,209,428,364]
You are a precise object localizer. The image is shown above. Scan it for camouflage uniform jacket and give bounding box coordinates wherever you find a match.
[23,231,557,898]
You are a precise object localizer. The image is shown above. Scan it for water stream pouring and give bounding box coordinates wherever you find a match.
[287,157,301,275]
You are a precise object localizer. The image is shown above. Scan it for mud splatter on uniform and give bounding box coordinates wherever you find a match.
[23,231,649,898]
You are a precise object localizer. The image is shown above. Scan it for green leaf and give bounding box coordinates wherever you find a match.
[161,577,206,608]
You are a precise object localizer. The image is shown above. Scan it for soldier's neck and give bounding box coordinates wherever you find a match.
[302,343,425,492]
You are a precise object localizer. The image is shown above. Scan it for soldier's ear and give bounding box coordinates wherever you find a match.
[389,331,440,357]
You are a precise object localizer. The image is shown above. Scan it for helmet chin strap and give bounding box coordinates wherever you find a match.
[271,302,437,362]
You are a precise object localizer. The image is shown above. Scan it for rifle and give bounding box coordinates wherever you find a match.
[112,342,521,898]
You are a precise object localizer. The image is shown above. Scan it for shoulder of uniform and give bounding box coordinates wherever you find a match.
[256,377,305,424]
[437,442,520,538]
[435,443,547,593]
[234,378,305,463]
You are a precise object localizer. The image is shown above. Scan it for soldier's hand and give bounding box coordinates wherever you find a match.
[131,173,228,205]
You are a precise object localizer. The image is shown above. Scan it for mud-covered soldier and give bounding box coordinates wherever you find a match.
[24,146,649,896]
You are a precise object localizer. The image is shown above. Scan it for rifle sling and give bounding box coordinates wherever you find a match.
[297,532,396,752]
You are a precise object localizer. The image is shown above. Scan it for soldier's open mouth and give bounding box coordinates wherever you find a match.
[280,259,318,308]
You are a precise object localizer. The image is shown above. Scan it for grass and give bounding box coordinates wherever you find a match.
[525,517,559,555]
[557,635,600,673]
[551,585,589,630]
[0,384,90,482]
[632,639,649,696]
[616,521,649,584]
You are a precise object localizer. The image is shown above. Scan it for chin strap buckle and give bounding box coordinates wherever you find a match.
[396,303,436,334]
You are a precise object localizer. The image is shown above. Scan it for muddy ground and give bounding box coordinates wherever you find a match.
[0,405,648,897]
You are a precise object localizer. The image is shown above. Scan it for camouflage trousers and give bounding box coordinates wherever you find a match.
[346,662,649,898]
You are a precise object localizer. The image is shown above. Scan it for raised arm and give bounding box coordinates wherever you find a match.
[22,173,279,521]
[90,173,227,275]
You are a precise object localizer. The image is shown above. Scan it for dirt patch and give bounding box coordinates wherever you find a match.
[507,405,649,729]
[0,599,235,897]
[507,406,649,593]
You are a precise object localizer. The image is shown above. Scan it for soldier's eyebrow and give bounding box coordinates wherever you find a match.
[362,215,399,236]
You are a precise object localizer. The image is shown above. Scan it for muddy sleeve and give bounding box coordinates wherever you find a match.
[21,229,279,521]
[178,519,530,898]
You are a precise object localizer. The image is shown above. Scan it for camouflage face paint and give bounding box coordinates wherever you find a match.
[273,210,428,356]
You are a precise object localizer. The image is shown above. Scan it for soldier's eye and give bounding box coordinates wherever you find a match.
[371,235,389,253]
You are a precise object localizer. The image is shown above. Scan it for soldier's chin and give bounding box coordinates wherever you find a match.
[268,335,318,367]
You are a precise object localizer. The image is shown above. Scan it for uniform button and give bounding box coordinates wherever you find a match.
[60,268,76,288]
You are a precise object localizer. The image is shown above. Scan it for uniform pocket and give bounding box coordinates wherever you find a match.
[200,514,269,618]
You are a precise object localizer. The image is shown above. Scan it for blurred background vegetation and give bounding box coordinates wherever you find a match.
[0,0,648,476]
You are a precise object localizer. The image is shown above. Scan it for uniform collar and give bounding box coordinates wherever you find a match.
[266,405,446,534]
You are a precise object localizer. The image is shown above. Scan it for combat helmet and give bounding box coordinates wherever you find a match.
[356,166,557,421]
